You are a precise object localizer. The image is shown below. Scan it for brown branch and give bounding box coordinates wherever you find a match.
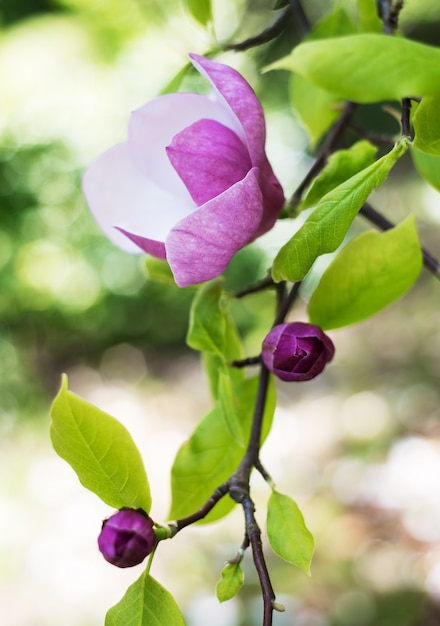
[401,98,412,138]
[225,6,292,51]
[172,481,230,532]
[234,274,275,298]
[243,495,276,625]
[230,356,262,368]
[377,0,405,34]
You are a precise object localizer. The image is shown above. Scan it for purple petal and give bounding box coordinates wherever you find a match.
[166,119,251,206]
[189,54,285,233]
[116,228,166,259]
[189,54,266,166]
[128,92,242,195]
[166,168,263,287]
[82,143,194,254]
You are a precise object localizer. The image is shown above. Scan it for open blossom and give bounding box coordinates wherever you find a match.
[82,54,284,287]
[98,508,157,568]
[262,322,335,382]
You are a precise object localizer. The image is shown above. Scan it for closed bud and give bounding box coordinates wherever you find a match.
[98,508,157,568]
[262,322,334,382]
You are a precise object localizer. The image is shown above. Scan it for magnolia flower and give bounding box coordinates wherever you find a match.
[262,322,335,382]
[82,54,284,287]
[98,508,157,568]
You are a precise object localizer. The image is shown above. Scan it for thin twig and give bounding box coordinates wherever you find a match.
[243,495,276,626]
[234,274,275,298]
[172,481,230,531]
[273,281,302,326]
[401,98,412,138]
[348,121,395,146]
[227,534,250,564]
[377,0,405,34]
[230,356,261,368]
[255,459,274,485]
[289,0,311,38]
[226,6,292,51]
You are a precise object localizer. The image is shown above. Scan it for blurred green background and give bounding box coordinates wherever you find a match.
[2,0,440,625]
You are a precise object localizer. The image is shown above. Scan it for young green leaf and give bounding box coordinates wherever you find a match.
[267,490,314,575]
[357,0,383,32]
[290,5,356,146]
[160,62,192,96]
[272,141,408,282]
[290,76,343,148]
[186,279,225,355]
[216,562,245,603]
[271,34,440,102]
[413,97,440,156]
[183,0,212,26]
[105,571,185,626]
[302,140,378,210]
[218,370,245,447]
[145,257,178,285]
[170,376,275,523]
[411,147,440,192]
[308,215,422,329]
[50,375,151,511]
[202,309,244,400]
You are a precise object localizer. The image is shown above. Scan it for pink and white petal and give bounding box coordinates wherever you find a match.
[115,228,166,259]
[82,143,195,252]
[128,93,241,195]
[253,169,285,237]
[166,119,251,206]
[165,168,263,287]
[189,54,285,232]
[189,54,266,165]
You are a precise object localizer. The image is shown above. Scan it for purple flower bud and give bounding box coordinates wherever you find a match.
[98,508,157,568]
[262,322,335,382]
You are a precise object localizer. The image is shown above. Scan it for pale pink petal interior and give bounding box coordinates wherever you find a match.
[82,143,195,252]
[166,119,251,206]
[128,93,242,196]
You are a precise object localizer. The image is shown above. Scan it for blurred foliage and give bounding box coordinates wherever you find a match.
[2,1,440,625]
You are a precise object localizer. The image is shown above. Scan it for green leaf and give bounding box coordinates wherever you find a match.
[145,258,177,285]
[272,141,408,282]
[218,370,245,447]
[183,0,212,26]
[160,62,192,95]
[308,215,422,329]
[186,280,225,355]
[216,562,245,603]
[271,34,440,102]
[302,140,378,210]
[357,0,383,32]
[290,76,343,148]
[202,310,244,399]
[169,376,275,524]
[413,97,440,156]
[267,490,314,575]
[411,147,440,192]
[50,375,151,511]
[105,571,185,626]
[289,6,356,146]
